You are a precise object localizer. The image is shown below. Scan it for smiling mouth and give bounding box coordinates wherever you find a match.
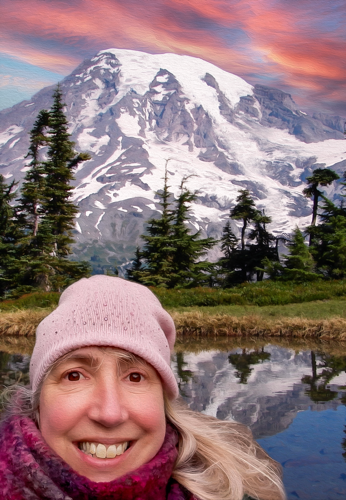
[78,441,129,459]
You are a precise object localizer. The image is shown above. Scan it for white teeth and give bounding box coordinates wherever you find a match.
[79,441,129,459]
[106,445,117,458]
[96,444,107,459]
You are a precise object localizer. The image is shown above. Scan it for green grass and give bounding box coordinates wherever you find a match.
[169,299,346,320]
[3,280,346,318]
[0,292,60,312]
[152,280,346,308]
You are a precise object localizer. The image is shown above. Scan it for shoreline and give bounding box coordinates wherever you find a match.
[1,308,346,342]
[170,311,346,340]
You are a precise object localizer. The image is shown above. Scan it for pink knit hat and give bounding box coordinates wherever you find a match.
[30,276,179,399]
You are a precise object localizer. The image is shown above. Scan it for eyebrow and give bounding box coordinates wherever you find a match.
[55,353,103,369]
[50,350,149,377]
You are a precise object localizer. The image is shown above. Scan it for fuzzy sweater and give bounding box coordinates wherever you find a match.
[0,415,196,500]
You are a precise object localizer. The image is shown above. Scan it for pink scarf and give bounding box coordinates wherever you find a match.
[0,415,196,499]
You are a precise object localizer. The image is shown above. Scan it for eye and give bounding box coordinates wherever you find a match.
[66,371,83,382]
[128,372,143,383]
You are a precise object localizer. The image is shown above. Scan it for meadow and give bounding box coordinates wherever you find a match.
[1,280,346,341]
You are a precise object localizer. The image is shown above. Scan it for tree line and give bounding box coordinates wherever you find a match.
[128,165,345,288]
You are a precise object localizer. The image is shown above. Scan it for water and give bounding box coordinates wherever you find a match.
[173,339,346,500]
[1,339,346,499]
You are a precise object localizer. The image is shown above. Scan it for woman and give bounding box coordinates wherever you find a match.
[0,276,285,499]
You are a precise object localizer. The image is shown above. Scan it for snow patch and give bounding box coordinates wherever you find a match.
[94,200,106,209]
[95,211,105,232]
[132,205,143,212]
[126,167,146,174]
[146,203,157,210]
[156,74,169,83]
[0,126,23,147]
[9,138,20,149]
[78,128,110,154]
[116,112,141,137]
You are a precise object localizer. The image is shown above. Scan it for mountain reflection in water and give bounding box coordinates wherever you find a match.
[172,340,346,500]
[1,339,346,499]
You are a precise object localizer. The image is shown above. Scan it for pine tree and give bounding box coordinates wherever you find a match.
[127,247,143,282]
[281,228,318,282]
[0,175,19,296]
[40,85,91,258]
[17,110,50,238]
[219,191,277,285]
[220,220,238,259]
[169,178,216,288]
[230,189,257,251]
[248,210,276,281]
[261,228,318,282]
[217,221,240,287]
[308,195,346,278]
[12,86,91,294]
[134,166,176,287]
[303,168,339,245]
[132,172,216,288]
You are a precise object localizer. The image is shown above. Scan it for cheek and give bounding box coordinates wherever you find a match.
[131,391,167,444]
[138,399,165,429]
[39,390,83,437]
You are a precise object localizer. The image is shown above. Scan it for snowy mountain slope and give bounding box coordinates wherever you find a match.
[0,49,346,269]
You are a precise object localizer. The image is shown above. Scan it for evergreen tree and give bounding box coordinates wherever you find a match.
[17,110,50,238]
[134,167,176,287]
[169,178,216,288]
[312,215,346,278]
[303,168,339,245]
[217,221,240,287]
[248,210,276,281]
[40,85,91,258]
[219,189,258,284]
[126,247,143,282]
[230,190,257,251]
[220,220,238,259]
[307,196,346,279]
[0,175,19,296]
[263,227,318,282]
[12,86,91,294]
[219,192,277,285]
[283,228,316,279]
[132,172,216,288]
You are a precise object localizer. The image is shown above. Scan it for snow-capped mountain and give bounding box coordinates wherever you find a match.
[1,49,346,269]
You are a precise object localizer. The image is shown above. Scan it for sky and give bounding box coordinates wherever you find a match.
[1,0,346,117]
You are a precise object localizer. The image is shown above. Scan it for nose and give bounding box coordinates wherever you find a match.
[87,376,128,428]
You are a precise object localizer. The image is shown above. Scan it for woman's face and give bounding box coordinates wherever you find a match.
[39,347,166,482]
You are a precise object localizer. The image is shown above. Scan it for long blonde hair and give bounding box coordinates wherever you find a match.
[166,398,285,500]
